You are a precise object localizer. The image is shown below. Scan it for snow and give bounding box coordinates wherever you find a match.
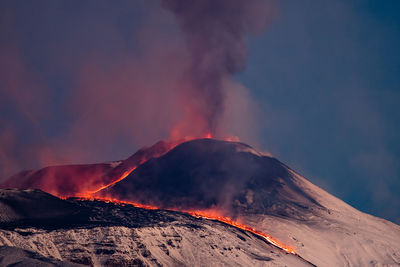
[240,169,400,267]
[0,217,311,266]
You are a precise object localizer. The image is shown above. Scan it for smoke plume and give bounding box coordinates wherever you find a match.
[162,0,273,136]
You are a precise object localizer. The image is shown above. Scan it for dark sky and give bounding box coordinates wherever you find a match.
[0,0,399,223]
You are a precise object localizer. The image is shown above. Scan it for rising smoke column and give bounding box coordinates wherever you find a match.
[162,0,273,137]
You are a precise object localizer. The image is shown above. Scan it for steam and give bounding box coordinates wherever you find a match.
[162,0,273,136]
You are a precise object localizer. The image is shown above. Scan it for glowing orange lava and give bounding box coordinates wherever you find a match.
[84,167,137,195]
[186,210,296,254]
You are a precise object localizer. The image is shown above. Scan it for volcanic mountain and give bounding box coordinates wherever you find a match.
[97,139,322,219]
[1,139,400,266]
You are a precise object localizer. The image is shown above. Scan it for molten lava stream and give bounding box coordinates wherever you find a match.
[187,210,296,254]
[83,167,137,196]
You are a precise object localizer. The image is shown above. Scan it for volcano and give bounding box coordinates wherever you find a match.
[97,139,322,218]
[1,139,400,266]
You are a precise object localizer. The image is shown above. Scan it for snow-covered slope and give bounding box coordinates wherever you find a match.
[0,246,83,266]
[243,171,400,266]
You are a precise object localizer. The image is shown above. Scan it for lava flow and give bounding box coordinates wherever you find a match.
[187,210,296,254]
[84,167,137,195]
